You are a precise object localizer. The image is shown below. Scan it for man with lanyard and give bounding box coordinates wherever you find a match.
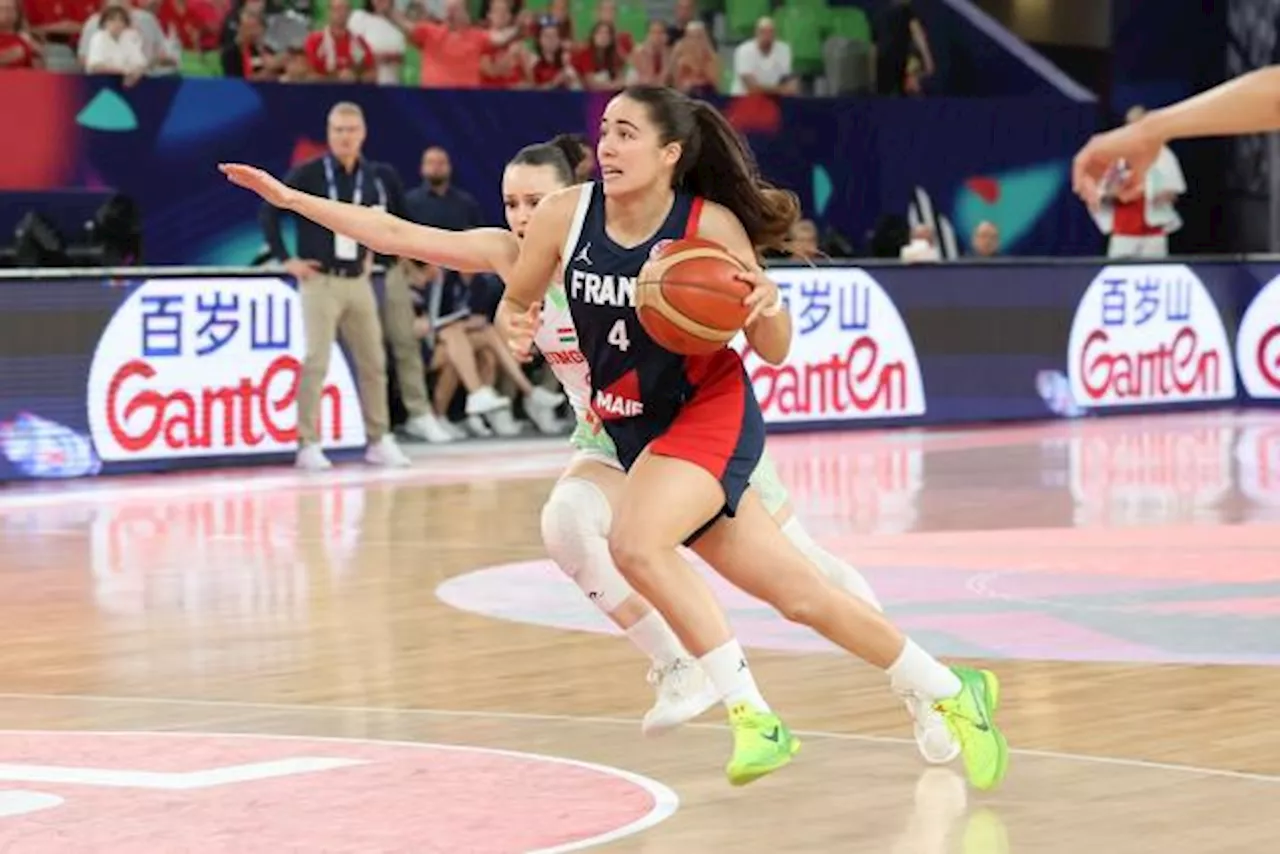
[260,100,411,471]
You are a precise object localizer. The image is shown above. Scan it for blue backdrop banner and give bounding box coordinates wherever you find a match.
[1,71,1100,263]
[2,260,1278,482]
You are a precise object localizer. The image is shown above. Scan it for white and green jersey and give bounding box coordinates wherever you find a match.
[534,280,790,514]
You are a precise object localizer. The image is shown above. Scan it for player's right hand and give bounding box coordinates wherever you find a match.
[219,163,298,210]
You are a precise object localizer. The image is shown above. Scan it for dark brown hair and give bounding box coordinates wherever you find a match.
[506,134,587,186]
[621,85,800,252]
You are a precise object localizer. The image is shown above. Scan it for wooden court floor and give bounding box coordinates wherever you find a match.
[0,410,1277,851]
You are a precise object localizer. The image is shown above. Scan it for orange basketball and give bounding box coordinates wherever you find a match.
[635,237,752,356]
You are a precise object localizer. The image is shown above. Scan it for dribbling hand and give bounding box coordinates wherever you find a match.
[218,163,298,209]
[736,269,785,327]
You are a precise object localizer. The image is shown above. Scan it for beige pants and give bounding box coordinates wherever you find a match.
[381,261,431,419]
[297,273,389,446]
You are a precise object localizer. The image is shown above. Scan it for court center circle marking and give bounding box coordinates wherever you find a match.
[0,728,678,854]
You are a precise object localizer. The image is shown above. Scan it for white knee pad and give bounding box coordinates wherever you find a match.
[781,516,883,612]
[540,477,635,612]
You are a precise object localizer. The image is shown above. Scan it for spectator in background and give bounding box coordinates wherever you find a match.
[218,0,259,48]
[392,0,521,89]
[875,0,934,96]
[527,18,578,89]
[156,0,205,54]
[627,18,668,85]
[220,6,276,77]
[592,0,631,56]
[572,20,624,90]
[666,0,697,46]
[258,101,410,471]
[970,221,1000,257]
[731,16,796,95]
[1,0,41,68]
[542,0,571,44]
[277,44,309,80]
[900,223,941,263]
[669,19,716,96]
[24,0,93,58]
[347,0,404,85]
[79,0,172,73]
[479,0,527,87]
[404,145,485,234]
[1090,105,1185,259]
[304,0,374,82]
[84,5,146,80]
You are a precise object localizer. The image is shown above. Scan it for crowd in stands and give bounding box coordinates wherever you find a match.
[2,0,935,98]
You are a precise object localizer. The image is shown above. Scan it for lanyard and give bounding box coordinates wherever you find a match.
[323,156,387,208]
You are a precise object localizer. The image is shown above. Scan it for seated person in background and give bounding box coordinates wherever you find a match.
[84,6,148,82]
[669,20,718,96]
[900,223,941,263]
[0,0,41,69]
[409,261,565,438]
[970,220,1000,258]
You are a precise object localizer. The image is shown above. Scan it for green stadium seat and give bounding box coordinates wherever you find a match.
[725,0,770,41]
[774,4,824,76]
[828,6,871,42]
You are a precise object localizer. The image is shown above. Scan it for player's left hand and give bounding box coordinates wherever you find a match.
[736,269,784,327]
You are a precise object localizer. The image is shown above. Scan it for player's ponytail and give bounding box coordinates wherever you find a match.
[622,85,800,253]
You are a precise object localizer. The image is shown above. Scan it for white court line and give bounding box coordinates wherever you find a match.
[0,691,1275,786]
[0,728,678,854]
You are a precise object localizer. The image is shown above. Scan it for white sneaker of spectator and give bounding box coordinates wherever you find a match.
[403,412,455,444]
[295,444,333,471]
[365,435,412,467]
[523,386,566,435]
[465,415,494,438]
[441,419,468,440]
[485,407,523,438]
[465,386,510,416]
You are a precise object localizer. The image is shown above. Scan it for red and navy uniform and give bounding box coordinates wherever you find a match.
[561,182,765,533]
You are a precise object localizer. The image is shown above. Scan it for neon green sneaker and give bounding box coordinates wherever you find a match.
[725,703,800,786]
[934,666,1008,791]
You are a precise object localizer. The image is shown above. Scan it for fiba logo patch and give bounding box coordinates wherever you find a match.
[649,239,673,259]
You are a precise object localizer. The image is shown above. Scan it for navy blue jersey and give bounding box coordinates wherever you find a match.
[561,182,706,466]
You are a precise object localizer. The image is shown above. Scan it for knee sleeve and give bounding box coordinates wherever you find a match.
[540,477,635,612]
[781,516,883,612]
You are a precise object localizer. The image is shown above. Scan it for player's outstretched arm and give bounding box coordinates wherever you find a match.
[220,163,519,275]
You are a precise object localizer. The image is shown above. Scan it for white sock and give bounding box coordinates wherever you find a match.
[698,640,770,711]
[886,638,962,700]
[624,610,687,667]
[781,517,882,611]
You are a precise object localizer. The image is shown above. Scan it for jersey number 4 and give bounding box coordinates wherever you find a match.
[607,319,631,352]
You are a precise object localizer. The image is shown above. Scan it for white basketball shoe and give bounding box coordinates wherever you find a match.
[900,689,962,764]
[641,658,720,736]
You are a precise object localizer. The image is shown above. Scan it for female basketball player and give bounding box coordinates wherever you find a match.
[491,86,1006,790]
[218,119,982,786]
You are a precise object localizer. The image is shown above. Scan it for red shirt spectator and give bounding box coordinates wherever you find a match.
[527,21,576,88]
[477,0,525,88]
[572,21,624,90]
[593,0,632,57]
[23,0,93,45]
[1,0,39,66]
[305,26,373,79]
[156,0,204,51]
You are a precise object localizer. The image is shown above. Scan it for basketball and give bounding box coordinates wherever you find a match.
[635,237,752,356]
